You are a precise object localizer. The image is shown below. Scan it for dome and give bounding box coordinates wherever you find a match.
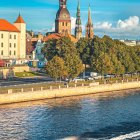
[56,8,70,20]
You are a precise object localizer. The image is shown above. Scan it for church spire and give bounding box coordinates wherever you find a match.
[86,4,94,39]
[88,4,92,25]
[56,0,71,35]
[75,0,82,40]
[14,13,25,23]
[59,0,67,8]
[77,0,80,11]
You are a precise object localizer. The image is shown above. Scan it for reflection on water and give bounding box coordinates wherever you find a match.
[0,89,140,140]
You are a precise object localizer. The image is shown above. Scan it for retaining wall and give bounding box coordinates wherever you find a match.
[0,81,140,105]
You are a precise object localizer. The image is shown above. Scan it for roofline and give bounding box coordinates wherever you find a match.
[0,30,20,33]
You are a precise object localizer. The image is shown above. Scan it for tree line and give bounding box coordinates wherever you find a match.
[42,35,140,79]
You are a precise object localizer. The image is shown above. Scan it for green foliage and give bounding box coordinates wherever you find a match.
[46,56,67,80]
[43,35,139,76]
[76,35,140,75]
[42,39,57,61]
[43,37,84,79]
[64,54,84,78]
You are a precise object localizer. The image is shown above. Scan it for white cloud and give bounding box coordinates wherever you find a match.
[95,21,112,30]
[94,16,140,38]
[71,17,76,30]
[117,16,139,29]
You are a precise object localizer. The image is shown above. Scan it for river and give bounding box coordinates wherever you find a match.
[0,89,140,140]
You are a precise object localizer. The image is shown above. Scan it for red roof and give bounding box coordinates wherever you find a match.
[43,33,78,43]
[43,33,62,42]
[15,15,25,23]
[0,19,20,32]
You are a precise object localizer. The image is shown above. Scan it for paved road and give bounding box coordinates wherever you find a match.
[0,77,55,87]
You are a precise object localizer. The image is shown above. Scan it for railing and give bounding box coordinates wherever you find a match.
[0,78,140,94]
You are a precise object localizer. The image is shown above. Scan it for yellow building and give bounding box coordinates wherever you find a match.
[0,14,26,60]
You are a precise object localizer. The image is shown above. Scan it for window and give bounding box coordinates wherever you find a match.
[66,22,68,26]
[10,43,12,48]
[14,35,16,39]
[9,51,11,55]
[10,35,12,39]
[1,43,3,47]
[1,50,3,55]
[1,34,3,38]
[14,43,16,48]
[62,22,64,26]
[14,51,16,55]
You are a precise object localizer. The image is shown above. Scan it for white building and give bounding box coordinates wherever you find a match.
[120,40,137,46]
[0,14,26,60]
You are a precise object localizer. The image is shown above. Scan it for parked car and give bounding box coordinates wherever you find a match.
[93,75,103,80]
[104,74,115,79]
[73,77,85,82]
[84,76,94,81]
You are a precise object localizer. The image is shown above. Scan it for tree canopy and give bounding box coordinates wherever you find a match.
[76,35,140,75]
[43,37,84,79]
[42,35,140,78]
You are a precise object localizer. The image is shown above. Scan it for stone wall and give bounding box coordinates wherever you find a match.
[0,81,140,105]
[0,65,30,79]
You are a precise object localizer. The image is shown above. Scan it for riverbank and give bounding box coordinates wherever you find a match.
[0,81,140,105]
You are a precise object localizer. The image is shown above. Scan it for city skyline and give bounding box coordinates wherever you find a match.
[1,0,140,39]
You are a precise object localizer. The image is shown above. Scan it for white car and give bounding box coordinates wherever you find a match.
[84,76,94,81]
[93,76,103,80]
[73,77,85,82]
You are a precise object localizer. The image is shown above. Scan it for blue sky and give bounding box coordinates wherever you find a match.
[1,0,140,39]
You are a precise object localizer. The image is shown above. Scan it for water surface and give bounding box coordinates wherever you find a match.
[0,89,140,140]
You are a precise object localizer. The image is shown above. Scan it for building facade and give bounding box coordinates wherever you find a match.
[55,0,71,35]
[86,5,94,39]
[75,0,82,40]
[0,15,26,60]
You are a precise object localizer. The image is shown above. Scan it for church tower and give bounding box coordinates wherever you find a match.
[75,0,82,40]
[14,14,26,59]
[55,0,71,35]
[86,5,94,39]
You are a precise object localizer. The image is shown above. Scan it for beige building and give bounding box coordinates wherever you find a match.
[0,15,26,60]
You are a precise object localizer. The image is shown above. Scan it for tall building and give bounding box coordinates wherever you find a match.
[75,0,82,40]
[55,0,71,35]
[86,5,94,39]
[0,14,26,60]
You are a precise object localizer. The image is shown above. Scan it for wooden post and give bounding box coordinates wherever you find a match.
[41,87,43,91]
[58,85,61,90]
[21,88,24,92]
[75,84,77,88]
[50,86,52,90]
[31,88,34,92]
[67,84,69,88]
[8,89,12,94]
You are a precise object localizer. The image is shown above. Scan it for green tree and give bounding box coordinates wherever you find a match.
[46,56,67,80]
[42,39,57,61]
[64,54,84,79]
[110,54,125,75]
[91,52,114,75]
[76,38,93,65]
[43,37,84,79]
